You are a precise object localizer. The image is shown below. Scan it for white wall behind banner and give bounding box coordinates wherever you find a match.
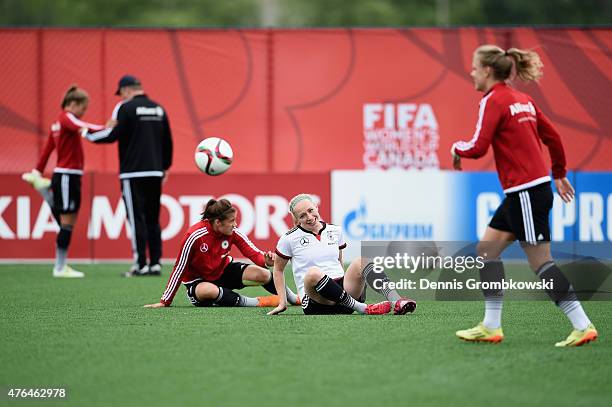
[331,170,469,259]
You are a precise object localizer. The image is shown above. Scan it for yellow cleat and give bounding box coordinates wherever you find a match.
[53,265,85,278]
[22,170,51,190]
[456,322,504,343]
[257,295,280,307]
[555,324,598,347]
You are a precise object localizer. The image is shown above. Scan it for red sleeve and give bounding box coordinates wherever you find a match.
[453,93,500,159]
[35,132,56,174]
[160,231,195,306]
[535,105,567,179]
[233,229,266,267]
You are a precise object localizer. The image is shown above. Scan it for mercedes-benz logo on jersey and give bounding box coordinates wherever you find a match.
[300,236,310,246]
[199,243,208,252]
[221,240,229,249]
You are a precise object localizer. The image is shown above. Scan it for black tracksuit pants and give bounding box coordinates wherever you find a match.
[121,177,162,268]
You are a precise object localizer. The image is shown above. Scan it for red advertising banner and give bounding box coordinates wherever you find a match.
[0,173,330,261]
[0,28,610,175]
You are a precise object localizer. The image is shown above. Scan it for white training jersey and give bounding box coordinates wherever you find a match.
[275,222,347,299]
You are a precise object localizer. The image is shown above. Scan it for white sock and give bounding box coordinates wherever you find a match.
[238,295,259,307]
[559,300,591,330]
[55,247,67,271]
[352,301,367,314]
[338,292,367,314]
[285,286,299,305]
[483,297,503,329]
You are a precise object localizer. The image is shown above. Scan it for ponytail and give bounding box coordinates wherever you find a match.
[61,84,89,109]
[475,45,543,83]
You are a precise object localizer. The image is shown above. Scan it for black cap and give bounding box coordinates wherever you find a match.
[115,75,141,95]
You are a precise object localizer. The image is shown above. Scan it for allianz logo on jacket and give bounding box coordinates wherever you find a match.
[509,101,535,116]
[136,106,164,117]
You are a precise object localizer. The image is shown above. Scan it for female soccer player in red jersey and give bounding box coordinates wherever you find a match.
[22,85,106,278]
[144,199,299,308]
[451,45,597,347]
[267,194,416,316]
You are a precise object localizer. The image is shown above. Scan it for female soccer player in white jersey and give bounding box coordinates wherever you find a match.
[451,45,597,347]
[22,85,106,278]
[267,194,416,316]
[144,199,299,308]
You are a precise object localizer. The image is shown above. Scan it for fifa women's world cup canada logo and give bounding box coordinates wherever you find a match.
[362,103,440,170]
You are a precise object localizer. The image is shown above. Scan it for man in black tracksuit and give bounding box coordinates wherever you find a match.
[87,75,173,276]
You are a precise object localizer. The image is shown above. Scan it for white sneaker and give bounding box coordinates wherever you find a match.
[22,170,51,190]
[149,264,162,275]
[123,265,150,277]
[53,265,85,278]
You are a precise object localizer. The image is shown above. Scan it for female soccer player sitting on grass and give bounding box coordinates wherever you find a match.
[451,45,597,347]
[267,194,416,316]
[144,198,299,308]
[22,85,107,278]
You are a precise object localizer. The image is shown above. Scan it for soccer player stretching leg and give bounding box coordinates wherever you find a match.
[451,45,597,347]
[144,199,300,308]
[22,85,106,278]
[267,194,416,316]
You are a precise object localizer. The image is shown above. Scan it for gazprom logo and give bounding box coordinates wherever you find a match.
[343,200,433,240]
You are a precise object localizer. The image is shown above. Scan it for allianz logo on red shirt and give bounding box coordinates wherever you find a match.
[509,102,536,116]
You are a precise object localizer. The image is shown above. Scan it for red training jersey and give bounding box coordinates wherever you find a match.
[36,111,105,175]
[453,82,567,193]
[160,220,267,306]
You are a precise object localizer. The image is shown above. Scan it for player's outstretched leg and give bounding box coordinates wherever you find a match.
[195,283,278,308]
[242,265,300,305]
[304,267,390,315]
[359,260,416,315]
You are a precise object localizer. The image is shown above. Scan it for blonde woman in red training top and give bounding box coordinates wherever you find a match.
[452,45,597,347]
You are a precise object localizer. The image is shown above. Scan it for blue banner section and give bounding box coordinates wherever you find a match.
[457,172,611,257]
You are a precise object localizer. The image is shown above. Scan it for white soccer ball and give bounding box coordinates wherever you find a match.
[194,137,233,176]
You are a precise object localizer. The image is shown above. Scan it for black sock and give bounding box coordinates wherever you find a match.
[213,287,241,307]
[57,224,73,250]
[314,275,358,310]
[536,261,576,304]
[262,274,277,295]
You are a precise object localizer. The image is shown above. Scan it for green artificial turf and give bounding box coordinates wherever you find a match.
[1,264,610,407]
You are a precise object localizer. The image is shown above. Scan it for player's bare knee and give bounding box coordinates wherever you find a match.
[253,267,271,283]
[259,268,273,283]
[195,282,219,300]
[304,267,323,285]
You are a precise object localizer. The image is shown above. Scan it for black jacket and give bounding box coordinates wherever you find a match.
[89,94,173,178]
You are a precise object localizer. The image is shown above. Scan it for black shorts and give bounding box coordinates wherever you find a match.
[51,173,81,214]
[184,262,248,307]
[489,182,553,245]
[301,277,366,315]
